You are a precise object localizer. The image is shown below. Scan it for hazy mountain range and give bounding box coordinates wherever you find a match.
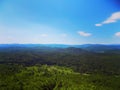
[0,44,120,53]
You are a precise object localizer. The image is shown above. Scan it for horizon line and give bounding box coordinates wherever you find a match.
[0,43,120,45]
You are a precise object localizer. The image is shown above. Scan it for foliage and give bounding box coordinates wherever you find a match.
[0,46,120,75]
[0,45,120,89]
[0,64,120,90]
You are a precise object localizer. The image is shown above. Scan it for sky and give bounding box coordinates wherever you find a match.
[0,0,120,44]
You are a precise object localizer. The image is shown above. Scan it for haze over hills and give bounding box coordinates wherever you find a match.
[0,44,120,53]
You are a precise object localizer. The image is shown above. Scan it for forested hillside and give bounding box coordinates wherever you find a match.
[0,64,120,90]
[0,45,120,75]
[0,44,120,90]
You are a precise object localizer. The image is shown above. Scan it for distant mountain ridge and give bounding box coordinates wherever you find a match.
[0,44,120,53]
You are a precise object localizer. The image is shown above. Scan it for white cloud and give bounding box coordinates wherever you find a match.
[95,11,120,26]
[115,32,120,37]
[61,34,67,37]
[95,24,102,26]
[41,34,48,37]
[103,12,120,24]
[78,31,92,37]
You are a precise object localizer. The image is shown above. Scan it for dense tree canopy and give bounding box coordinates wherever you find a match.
[0,45,120,89]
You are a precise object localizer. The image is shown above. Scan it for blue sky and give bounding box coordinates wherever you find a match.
[0,0,120,44]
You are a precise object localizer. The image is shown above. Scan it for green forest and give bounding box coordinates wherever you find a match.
[0,45,120,90]
[0,64,120,90]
